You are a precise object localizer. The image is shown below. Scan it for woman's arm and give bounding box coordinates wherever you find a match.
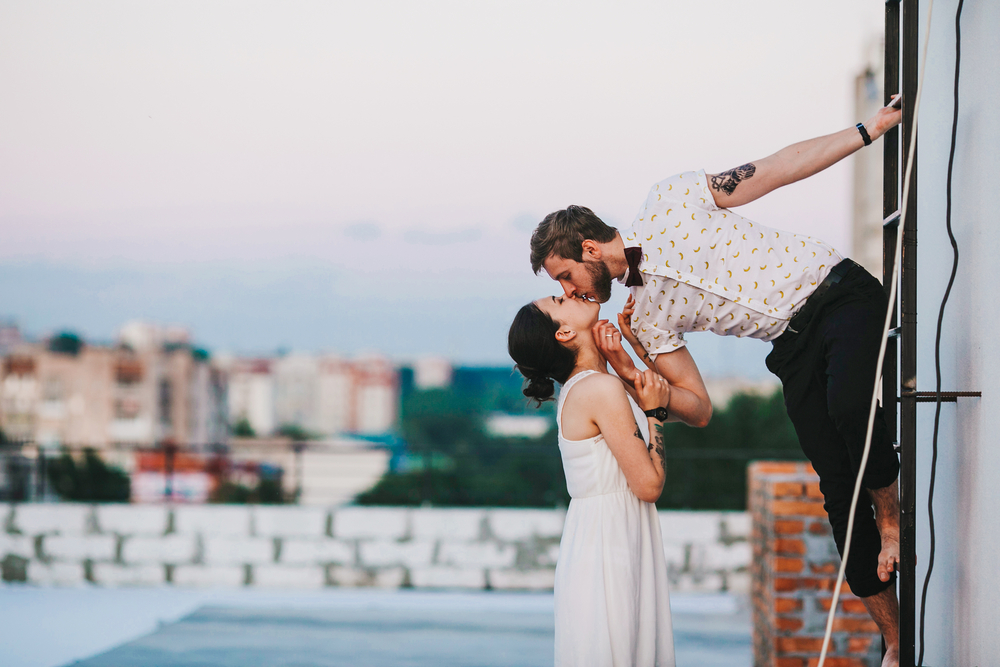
[573,372,669,503]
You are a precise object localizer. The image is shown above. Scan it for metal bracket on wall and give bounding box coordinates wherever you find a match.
[899,391,981,403]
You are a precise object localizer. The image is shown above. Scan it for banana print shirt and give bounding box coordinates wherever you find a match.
[622,169,843,355]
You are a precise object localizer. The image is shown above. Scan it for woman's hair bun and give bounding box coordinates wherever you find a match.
[521,374,555,403]
[508,302,577,406]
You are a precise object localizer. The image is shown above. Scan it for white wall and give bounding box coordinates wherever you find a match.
[914,1,1000,663]
[1,504,752,594]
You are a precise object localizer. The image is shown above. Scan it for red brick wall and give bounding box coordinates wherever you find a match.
[749,461,881,667]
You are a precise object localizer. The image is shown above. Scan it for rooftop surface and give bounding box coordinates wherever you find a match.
[0,586,751,666]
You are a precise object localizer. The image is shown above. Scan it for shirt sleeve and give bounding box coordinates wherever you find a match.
[631,314,687,354]
[643,169,718,216]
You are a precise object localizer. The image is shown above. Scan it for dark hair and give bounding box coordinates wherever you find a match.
[529,205,617,274]
[507,303,577,405]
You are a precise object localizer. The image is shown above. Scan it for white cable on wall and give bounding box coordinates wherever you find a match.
[816,2,935,665]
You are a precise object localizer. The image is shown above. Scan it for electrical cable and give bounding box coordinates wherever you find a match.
[917,0,963,663]
[816,2,936,665]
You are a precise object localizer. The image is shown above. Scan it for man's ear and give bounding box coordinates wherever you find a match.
[555,326,577,344]
[580,239,602,261]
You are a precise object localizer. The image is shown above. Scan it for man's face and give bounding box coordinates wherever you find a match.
[542,254,614,304]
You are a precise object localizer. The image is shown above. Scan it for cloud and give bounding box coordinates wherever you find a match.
[402,229,482,245]
[343,221,382,241]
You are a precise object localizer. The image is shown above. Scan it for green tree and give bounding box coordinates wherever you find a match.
[46,448,131,502]
[231,417,256,438]
[277,423,314,441]
[654,389,804,510]
[359,381,804,510]
[48,331,83,356]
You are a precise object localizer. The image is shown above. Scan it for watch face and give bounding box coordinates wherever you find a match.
[645,407,668,421]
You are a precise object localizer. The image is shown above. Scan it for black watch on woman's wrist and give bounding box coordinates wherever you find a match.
[643,407,669,422]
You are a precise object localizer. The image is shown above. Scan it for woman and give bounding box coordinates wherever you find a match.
[508,294,675,667]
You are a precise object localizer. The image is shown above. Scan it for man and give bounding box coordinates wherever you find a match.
[529,98,903,666]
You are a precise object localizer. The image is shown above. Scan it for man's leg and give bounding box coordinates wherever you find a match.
[820,289,901,586]
[767,313,898,665]
[818,275,900,666]
[861,586,899,667]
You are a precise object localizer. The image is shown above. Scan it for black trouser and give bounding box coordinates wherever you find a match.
[765,261,899,598]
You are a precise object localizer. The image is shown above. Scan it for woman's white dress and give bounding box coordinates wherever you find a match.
[554,370,675,667]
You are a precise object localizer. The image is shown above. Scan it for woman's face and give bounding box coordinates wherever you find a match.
[534,294,601,332]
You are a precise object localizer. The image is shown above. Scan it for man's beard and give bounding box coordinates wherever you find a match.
[585,259,614,303]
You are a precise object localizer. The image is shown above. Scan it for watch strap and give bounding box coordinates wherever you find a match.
[856,122,873,146]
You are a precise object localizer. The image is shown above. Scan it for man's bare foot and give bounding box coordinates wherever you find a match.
[877,526,899,582]
[867,480,901,582]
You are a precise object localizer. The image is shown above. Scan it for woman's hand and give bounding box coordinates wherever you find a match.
[635,368,671,412]
[593,319,638,381]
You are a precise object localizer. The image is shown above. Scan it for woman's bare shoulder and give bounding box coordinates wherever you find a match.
[570,373,629,404]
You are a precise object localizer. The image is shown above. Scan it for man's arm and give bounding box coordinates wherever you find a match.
[707,97,902,208]
[592,317,712,429]
[651,347,712,429]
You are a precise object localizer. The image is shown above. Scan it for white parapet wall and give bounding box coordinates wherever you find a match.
[0,504,751,593]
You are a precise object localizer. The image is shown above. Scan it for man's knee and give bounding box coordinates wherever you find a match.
[850,567,896,599]
[827,387,873,436]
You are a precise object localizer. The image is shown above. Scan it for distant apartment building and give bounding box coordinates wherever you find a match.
[413,356,453,390]
[0,323,227,448]
[224,357,277,437]
[224,353,398,438]
[852,37,886,280]
[1,339,114,446]
[0,321,22,356]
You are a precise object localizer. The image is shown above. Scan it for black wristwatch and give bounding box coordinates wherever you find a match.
[643,407,669,422]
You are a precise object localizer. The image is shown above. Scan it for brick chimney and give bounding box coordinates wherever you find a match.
[748,461,882,667]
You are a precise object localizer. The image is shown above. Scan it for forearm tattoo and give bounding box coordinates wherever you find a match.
[635,422,666,470]
[710,163,756,196]
[650,423,666,470]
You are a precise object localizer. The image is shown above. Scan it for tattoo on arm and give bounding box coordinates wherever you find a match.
[637,422,666,471]
[710,163,756,196]
[650,423,666,470]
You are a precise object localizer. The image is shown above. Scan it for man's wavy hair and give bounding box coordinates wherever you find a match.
[529,205,617,275]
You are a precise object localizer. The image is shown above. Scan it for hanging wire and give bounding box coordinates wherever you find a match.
[917,0,964,663]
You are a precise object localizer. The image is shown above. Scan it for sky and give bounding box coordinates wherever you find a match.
[0,1,885,374]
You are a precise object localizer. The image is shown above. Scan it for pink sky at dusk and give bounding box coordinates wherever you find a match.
[0,0,885,366]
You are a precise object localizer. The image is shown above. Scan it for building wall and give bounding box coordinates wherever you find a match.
[912,2,1000,663]
[316,357,352,436]
[1,345,116,447]
[226,438,391,506]
[0,336,224,449]
[1,503,751,593]
[227,361,276,437]
[273,354,320,433]
[851,38,886,280]
[225,355,398,438]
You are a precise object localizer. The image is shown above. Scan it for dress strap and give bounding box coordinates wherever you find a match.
[556,370,599,438]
